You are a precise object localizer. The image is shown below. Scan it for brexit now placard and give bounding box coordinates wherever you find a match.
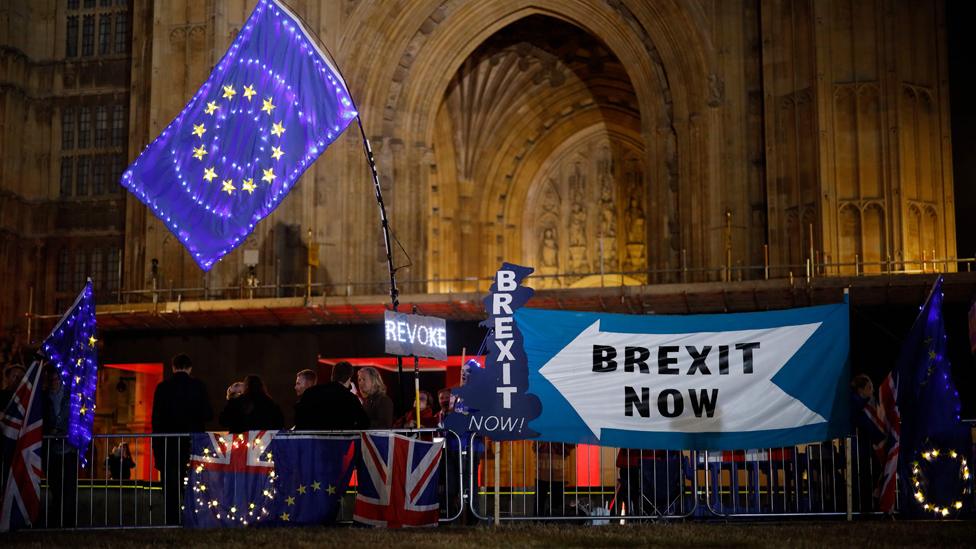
[450,263,851,450]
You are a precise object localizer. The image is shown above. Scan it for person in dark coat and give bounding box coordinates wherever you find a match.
[293,362,369,431]
[219,375,284,433]
[151,354,213,525]
[41,361,78,528]
[0,362,26,410]
[357,366,394,429]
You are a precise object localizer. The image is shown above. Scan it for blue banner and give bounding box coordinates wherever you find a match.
[448,263,851,450]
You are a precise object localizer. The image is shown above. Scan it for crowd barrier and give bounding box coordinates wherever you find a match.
[5,429,973,529]
[467,435,893,521]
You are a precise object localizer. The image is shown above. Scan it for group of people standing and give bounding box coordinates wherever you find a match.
[149,353,458,524]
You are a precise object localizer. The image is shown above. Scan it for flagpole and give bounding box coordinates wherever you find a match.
[355,116,405,411]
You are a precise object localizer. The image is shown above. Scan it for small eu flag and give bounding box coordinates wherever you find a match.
[40,280,99,465]
[122,0,357,270]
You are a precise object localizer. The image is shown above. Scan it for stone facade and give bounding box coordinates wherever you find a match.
[0,0,958,332]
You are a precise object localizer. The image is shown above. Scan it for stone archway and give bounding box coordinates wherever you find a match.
[338,0,717,290]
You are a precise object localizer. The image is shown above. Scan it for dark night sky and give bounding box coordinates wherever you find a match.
[948,1,976,259]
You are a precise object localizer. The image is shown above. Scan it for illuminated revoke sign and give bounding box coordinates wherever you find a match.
[384,310,447,360]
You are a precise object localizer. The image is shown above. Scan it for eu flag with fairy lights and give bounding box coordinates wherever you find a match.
[121,0,357,270]
[40,279,98,465]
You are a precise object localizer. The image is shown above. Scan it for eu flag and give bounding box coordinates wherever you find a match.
[122,0,357,270]
[40,280,98,465]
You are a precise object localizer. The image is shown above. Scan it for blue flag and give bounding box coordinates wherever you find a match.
[122,0,357,270]
[263,433,357,526]
[39,280,98,465]
[891,276,968,513]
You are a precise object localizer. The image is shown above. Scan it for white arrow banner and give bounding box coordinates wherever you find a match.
[538,320,825,440]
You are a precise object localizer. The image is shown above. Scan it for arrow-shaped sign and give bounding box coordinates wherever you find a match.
[538,320,825,441]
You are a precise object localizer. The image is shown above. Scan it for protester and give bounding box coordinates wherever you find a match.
[219,374,284,433]
[444,359,485,524]
[41,361,77,528]
[0,362,26,409]
[394,390,437,428]
[106,441,136,481]
[435,387,454,426]
[535,441,575,517]
[357,366,394,429]
[151,353,213,525]
[294,362,369,430]
[850,373,883,512]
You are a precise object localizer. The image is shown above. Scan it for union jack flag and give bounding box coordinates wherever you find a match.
[0,362,44,532]
[354,432,443,528]
[184,430,277,528]
[876,372,900,513]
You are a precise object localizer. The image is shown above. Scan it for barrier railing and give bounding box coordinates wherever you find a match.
[467,435,895,521]
[4,429,462,529]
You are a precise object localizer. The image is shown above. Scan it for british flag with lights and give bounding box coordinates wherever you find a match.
[184,430,277,528]
[0,363,44,532]
[354,432,444,528]
[40,279,99,465]
[121,0,357,270]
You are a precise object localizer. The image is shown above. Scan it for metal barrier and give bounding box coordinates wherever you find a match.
[12,429,974,528]
[466,435,894,521]
[6,429,463,529]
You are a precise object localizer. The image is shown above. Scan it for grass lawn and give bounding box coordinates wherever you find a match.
[4,521,975,548]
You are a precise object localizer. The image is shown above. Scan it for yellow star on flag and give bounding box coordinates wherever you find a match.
[326,485,336,495]
[928,350,937,360]
[222,179,236,195]
[222,84,236,100]
[243,84,257,101]
[279,512,290,522]
[74,375,81,384]
[311,481,321,491]
[76,358,83,366]
[88,335,97,347]
[262,97,276,114]
[203,167,218,182]
[270,121,285,137]
[285,496,295,506]
[192,145,208,160]
[204,101,219,115]
[262,167,276,184]
[271,146,284,161]
[192,123,206,138]
[241,178,256,194]
[297,485,307,495]
[80,405,87,415]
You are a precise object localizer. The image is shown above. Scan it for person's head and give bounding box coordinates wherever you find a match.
[243,374,269,398]
[171,353,192,374]
[438,388,452,411]
[41,362,61,392]
[332,361,354,388]
[3,363,26,389]
[357,367,385,398]
[418,390,432,411]
[460,359,480,386]
[851,374,874,399]
[226,381,245,400]
[295,369,317,396]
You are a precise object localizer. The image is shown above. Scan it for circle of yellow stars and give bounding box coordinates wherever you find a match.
[192,82,286,196]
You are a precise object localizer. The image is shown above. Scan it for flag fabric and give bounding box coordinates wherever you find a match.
[876,276,966,514]
[354,432,443,528]
[121,0,358,270]
[39,280,98,465]
[184,430,277,528]
[262,433,357,526]
[183,430,357,528]
[0,362,44,532]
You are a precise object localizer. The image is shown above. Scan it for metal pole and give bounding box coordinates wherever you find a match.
[26,286,33,344]
[845,437,853,521]
[355,116,403,412]
[763,244,769,280]
[494,440,501,526]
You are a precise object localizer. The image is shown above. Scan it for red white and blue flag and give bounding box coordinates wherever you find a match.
[876,372,900,513]
[354,432,443,528]
[0,362,44,532]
